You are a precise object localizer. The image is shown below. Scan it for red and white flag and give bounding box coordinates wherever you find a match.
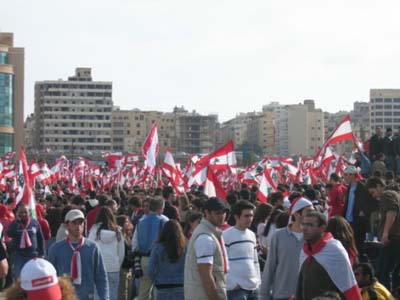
[257,168,278,203]
[300,233,362,300]
[15,147,36,217]
[142,123,159,170]
[204,168,227,200]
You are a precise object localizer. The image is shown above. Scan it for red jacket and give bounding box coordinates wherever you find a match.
[328,183,347,218]
[86,205,101,233]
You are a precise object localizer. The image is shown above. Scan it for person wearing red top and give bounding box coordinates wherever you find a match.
[86,194,108,233]
[35,203,51,242]
[328,173,347,219]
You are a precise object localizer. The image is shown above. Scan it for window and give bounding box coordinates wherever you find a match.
[384,98,393,103]
[384,105,392,109]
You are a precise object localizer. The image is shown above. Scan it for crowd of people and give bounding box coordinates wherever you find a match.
[0,157,399,300]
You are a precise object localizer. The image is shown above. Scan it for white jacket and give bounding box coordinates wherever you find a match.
[88,223,125,273]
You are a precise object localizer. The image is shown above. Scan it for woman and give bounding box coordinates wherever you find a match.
[7,203,44,280]
[183,212,202,240]
[148,220,186,300]
[327,216,359,266]
[116,215,134,300]
[88,207,125,300]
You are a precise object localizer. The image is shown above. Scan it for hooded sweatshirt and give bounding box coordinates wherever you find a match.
[88,223,125,273]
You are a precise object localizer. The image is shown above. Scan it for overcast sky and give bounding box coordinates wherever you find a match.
[3,0,400,122]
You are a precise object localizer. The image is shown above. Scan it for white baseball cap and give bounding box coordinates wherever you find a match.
[20,258,62,300]
[64,209,85,223]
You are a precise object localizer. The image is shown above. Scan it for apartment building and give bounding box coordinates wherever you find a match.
[0,32,24,156]
[111,106,218,156]
[287,100,324,156]
[34,68,113,155]
[369,89,400,132]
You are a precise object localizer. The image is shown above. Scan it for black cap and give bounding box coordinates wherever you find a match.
[204,197,229,212]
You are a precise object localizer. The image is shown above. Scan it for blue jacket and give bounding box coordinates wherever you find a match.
[7,218,44,257]
[147,243,186,285]
[47,238,109,300]
[137,213,168,255]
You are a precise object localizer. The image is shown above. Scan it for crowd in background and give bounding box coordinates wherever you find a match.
[0,132,399,299]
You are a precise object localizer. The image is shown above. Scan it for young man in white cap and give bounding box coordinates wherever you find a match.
[5,257,77,300]
[48,209,109,300]
[260,197,314,300]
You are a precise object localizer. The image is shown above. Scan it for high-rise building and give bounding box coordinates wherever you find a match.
[24,113,35,151]
[369,89,400,132]
[263,102,288,156]
[0,32,24,155]
[246,111,275,156]
[34,68,113,156]
[287,100,324,156]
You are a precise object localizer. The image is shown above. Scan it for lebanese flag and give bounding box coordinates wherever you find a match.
[15,147,36,217]
[161,148,181,188]
[204,168,227,200]
[103,152,123,169]
[315,115,353,160]
[257,168,278,203]
[142,123,159,169]
[191,140,237,182]
[300,233,362,300]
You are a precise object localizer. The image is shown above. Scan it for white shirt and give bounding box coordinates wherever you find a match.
[194,234,217,264]
[223,227,261,291]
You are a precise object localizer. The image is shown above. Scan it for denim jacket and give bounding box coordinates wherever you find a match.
[147,242,186,285]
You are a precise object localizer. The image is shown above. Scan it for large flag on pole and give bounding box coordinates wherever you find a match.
[257,168,278,203]
[142,123,160,170]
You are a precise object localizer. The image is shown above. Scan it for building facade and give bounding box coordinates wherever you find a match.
[369,89,400,132]
[351,101,370,141]
[287,100,325,156]
[111,106,218,157]
[0,32,24,156]
[34,68,113,156]
[263,102,288,156]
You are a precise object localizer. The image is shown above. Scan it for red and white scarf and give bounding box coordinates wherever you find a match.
[300,233,361,300]
[67,237,85,285]
[19,218,32,249]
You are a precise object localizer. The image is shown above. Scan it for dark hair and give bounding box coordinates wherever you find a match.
[184,211,203,237]
[61,205,74,223]
[366,176,386,189]
[162,186,174,199]
[354,262,375,280]
[158,220,186,263]
[329,173,340,182]
[239,189,250,201]
[72,195,84,206]
[129,196,142,207]
[327,216,358,257]
[95,207,121,241]
[232,200,255,217]
[191,198,205,211]
[275,211,290,228]
[268,192,284,206]
[252,203,273,226]
[263,208,284,237]
[226,193,238,206]
[385,171,395,181]
[304,211,327,227]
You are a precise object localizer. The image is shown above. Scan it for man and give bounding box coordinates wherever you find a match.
[47,209,109,300]
[223,200,260,300]
[296,211,361,300]
[382,128,395,172]
[328,173,347,219]
[354,262,394,300]
[260,197,314,300]
[133,197,168,300]
[370,127,383,162]
[162,186,180,221]
[366,177,400,290]
[184,197,229,300]
[342,165,378,251]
